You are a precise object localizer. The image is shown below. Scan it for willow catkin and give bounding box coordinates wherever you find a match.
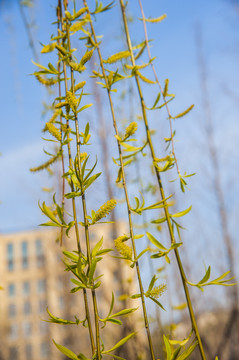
[149,284,167,299]
[104,50,131,64]
[30,152,61,172]
[125,62,148,70]
[45,123,61,141]
[35,75,58,86]
[70,21,84,33]
[55,43,68,56]
[114,235,132,260]
[69,61,86,73]
[124,122,138,140]
[94,199,117,223]
[72,7,87,20]
[80,49,94,67]
[66,91,78,112]
[55,101,68,109]
[80,152,88,163]
[75,81,86,92]
[42,110,60,132]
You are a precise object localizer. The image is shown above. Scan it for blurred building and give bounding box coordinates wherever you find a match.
[0,225,144,360]
[174,307,239,360]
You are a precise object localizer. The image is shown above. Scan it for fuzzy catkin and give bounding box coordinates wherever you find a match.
[94,199,117,223]
[69,61,86,73]
[67,7,87,21]
[80,49,94,67]
[42,110,60,132]
[150,284,167,299]
[74,7,87,19]
[114,236,132,260]
[124,122,138,140]
[30,152,61,172]
[80,152,88,163]
[66,91,78,112]
[105,50,131,64]
[70,21,84,32]
[45,123,61,141]
[55,44,68,56]
[36,75,58,86]
[55,101,68,109]
[75,81,86,92]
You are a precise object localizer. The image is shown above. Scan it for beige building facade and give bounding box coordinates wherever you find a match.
[0,225,144,360]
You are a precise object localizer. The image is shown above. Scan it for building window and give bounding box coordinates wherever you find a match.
[25,344,32,360]
[23,281,30,296]
[58,295,65,309]
[7,243,14,271]
[22,321,32,338]
[8,283,15,297]
[37,279,46,294]
[39,299,47,314]
[8,304,16,318]
[9,324,18,340]
[9,346,18,359]
[39,321,48,335]
[23,301,31,315]
[40,342,50,357]
[90,232,96,240]
[35,239,45,268]
[57,275,64,290]
[56,253,62,263]
[22,241,29,269]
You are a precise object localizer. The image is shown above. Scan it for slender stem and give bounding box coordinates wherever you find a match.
[119,1,206,359]
[58,1,95,353]
[18,2,39,62]
[83,1,156,359]
[137,0,180,176]
[134,156,164,349]
[56,4,66,247]
[91,61,136,358]
[62,1,101,357]
[195,25,238,357]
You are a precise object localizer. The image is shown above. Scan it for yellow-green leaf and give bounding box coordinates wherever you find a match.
[102,332,136,354]
[168,330,193,347]
[140,14,167,23]
[173,104,194,119]
[177,341,198,360]
[198,266,211,285]
[146,232,167,250]
[172,303,187,311]
[137,71,156,84]
[41,42,56,53]
[163,78,169,97]
[171,205,192,218]
[53,340,79,360]
[104,51,131,64]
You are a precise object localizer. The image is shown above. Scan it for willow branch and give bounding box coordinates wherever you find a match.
[58,0,95,353]
[119,1,206,358]
[82,2,156,359]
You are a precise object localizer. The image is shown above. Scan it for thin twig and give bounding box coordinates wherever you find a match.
[83,1,156,359]
[62,1,102,357]
[195,24,238,358]
[137,0,180,176]
[119,1,206,358]
[58,0,96,353]
[18,2,39,62]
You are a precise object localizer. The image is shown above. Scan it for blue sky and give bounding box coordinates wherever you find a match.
[0,0,238,252]
[0,0,238,320]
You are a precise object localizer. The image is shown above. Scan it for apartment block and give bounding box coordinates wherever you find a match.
[0,225,144,360]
